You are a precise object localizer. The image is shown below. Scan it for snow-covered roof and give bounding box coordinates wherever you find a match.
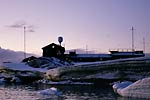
[111,52,144,56]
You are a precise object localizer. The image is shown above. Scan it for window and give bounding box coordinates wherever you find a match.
[52,45,55,48]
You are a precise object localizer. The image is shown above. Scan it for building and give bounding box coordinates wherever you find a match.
[42,43,65,58]
[41,43,144,62]
[66,51,111,62]
[110,50,145,59]
[66,50,145,62]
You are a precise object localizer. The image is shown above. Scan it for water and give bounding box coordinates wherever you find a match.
[0,83,147,100]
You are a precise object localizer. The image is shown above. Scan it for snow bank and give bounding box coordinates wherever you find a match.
[1,62,47,72]
[0,62,47,83]
[0,57,72,73]
[46,56,150,81]
[113,78,150,99]
[0,57,73,83]
[27,57,73,69]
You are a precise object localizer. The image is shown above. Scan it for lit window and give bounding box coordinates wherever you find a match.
[52,45,55,48]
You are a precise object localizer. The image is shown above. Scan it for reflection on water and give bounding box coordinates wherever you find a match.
[117,97,148,100]
[58,85,116,100]
[0,83,147,100]
[0,85,38,100]
[0,84,62,100]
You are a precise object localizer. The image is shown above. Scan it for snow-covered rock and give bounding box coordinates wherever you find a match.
[38,87,61,96]
[46,56,150,81]
[26,57,73,69]
[113,78,150,99]
[0,78,6,84]
[0,56,73,83]
[0,62,45,83]
[112,81,133,93]
[1,62,47,72]
[10,76,21,83]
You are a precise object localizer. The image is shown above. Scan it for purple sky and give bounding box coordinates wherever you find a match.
[0,0,149,55]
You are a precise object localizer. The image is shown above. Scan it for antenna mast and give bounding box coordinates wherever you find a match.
[131,26,135,51]
[86,45,88,54]
[143,37,145,53]
[24,26,26,59]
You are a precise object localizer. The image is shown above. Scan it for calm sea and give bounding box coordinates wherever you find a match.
[0,83,147,100]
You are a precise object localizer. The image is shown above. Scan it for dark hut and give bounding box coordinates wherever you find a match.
[42,43,65,58]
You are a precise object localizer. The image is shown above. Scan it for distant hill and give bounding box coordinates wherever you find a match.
[0,48,37,64]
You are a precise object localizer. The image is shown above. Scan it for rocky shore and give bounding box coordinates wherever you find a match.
[0,56,150,85]
[46,57,150,84]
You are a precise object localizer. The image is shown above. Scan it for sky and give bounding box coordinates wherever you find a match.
[0,0,149,55]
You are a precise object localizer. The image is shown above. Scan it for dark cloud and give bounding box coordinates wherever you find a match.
[26,25,36,32]
[7,21,36,32]
[28,29,35,32]
[7,21,26,28]
[27,25,35,28]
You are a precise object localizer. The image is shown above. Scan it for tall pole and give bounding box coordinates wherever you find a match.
[143,37,145,53]
[86,45,88,54]
[131,26,135,51]
[24,26,26,59]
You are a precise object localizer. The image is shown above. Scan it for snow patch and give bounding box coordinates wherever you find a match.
[38,87,62,96]
[86,72,119,79]
[113,81,133,93]
[1,62,47,72]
